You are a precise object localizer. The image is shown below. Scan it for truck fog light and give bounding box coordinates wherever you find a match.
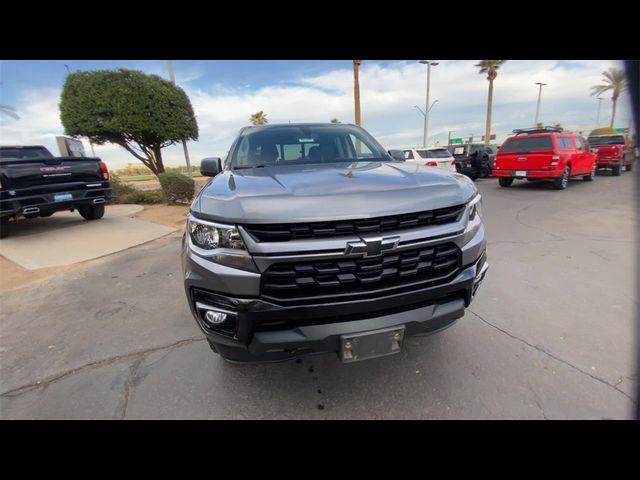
[204,310,228,325]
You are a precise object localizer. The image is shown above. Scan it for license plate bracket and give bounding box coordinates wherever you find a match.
[53,193,73,202]
[340,326,405,363]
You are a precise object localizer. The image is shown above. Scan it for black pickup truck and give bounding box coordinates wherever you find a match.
[0,145,111,238]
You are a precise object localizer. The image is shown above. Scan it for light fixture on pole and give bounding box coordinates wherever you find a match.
[166,60,193,178]
[428,99,439,112]
[534,82,547,127]
[419,60,439,147]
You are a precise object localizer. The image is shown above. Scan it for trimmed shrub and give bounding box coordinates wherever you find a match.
[158,172,195,204]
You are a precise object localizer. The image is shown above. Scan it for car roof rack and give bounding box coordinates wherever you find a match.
[513,126,563,135]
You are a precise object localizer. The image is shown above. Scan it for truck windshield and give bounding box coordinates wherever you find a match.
[500,136,553,153]
[587,135,625,145]
[230,125,389,168]
[0,147,54,160]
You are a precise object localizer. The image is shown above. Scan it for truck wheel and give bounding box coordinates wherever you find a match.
[554,166,570,190]
[499,177,514,187]
[612,164,621,176]
[583,163,596,181]
[78,204,105,220]
[626,163,633,172]
[0,217,11,239]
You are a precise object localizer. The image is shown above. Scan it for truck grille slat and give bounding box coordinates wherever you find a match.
[245,205,465,242]
[262,242,461,300]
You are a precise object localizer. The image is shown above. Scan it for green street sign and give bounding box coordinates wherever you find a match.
[615,127,628,134]
[450,138,463,144]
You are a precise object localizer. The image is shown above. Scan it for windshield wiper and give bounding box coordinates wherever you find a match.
[232,164,269,170]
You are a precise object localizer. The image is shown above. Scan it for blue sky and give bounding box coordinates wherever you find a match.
[0,60,632,169]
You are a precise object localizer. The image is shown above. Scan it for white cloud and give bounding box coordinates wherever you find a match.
[1,60,633,170]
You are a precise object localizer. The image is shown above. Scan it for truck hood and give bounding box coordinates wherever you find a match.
[193,161,477,224]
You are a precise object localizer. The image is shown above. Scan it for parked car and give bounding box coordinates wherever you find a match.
[402,147,456,172]
[0,145,111,238]
[587,132,635,175]
[182,123,488,363]
[448,143,498,179]
[493,127,597,190]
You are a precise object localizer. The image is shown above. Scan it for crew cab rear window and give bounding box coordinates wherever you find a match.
[0,147,54,159]
[500,136,553,153]
[587,135,625,145]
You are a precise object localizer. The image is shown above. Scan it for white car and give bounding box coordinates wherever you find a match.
[402,147,456,172]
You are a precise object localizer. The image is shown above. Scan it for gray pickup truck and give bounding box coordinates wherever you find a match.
[0,145,111,238]
[182,123,488,363]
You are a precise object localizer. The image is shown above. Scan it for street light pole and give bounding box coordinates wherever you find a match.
[596,96,603,128]
[419,60,439,148]
[534,82,547,127]
[166,60,193,178]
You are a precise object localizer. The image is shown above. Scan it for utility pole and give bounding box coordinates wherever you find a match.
[448,130,454,146]
[166,60,193,178]
[419,61,439,147]
[353,60,362,126]
[534,82,547,127]
[596,96,603,128]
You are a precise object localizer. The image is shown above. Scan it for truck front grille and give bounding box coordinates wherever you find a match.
[262,242,461,301]
[244,205,465,242]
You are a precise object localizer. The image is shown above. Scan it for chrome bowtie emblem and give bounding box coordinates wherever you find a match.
[345,235,400,257]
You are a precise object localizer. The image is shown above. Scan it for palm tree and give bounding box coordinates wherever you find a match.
[0,104,20,120]
[590,67,627,128]
[249,111,268,125]
[330,118,340,123]
[475,60,506,145]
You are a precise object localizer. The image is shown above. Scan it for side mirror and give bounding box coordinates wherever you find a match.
[200,157,222,176]
[388,149,406,161]
[591,147,598,153]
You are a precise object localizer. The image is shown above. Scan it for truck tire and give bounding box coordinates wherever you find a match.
[583,163,596,181]
[612,164,621,176]
[626,163,633,172]
[499,177,514,187]
[554,166,570,190]
[78,204,105,220]
[0,217,10,239]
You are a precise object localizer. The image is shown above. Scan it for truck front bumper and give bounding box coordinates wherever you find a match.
[183,249,488,363]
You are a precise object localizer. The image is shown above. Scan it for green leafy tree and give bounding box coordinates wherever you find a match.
[590,67,627,128]
[250,111,268,125]
[330,118,340,123]
[475,60,507,145]
[59,69,198,175]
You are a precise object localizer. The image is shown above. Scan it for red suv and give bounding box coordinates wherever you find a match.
[493,127,597,190]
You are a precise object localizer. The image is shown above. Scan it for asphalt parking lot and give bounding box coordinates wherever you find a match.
[0,171,637,419]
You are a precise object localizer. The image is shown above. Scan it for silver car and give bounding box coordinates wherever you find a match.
[182,123,488,363]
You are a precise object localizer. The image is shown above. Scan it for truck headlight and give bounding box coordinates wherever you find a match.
[187,214,257,272]
[468,194,483,221]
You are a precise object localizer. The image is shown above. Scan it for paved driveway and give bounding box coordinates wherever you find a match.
[0,172,637,419]
[0,205,175,269]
